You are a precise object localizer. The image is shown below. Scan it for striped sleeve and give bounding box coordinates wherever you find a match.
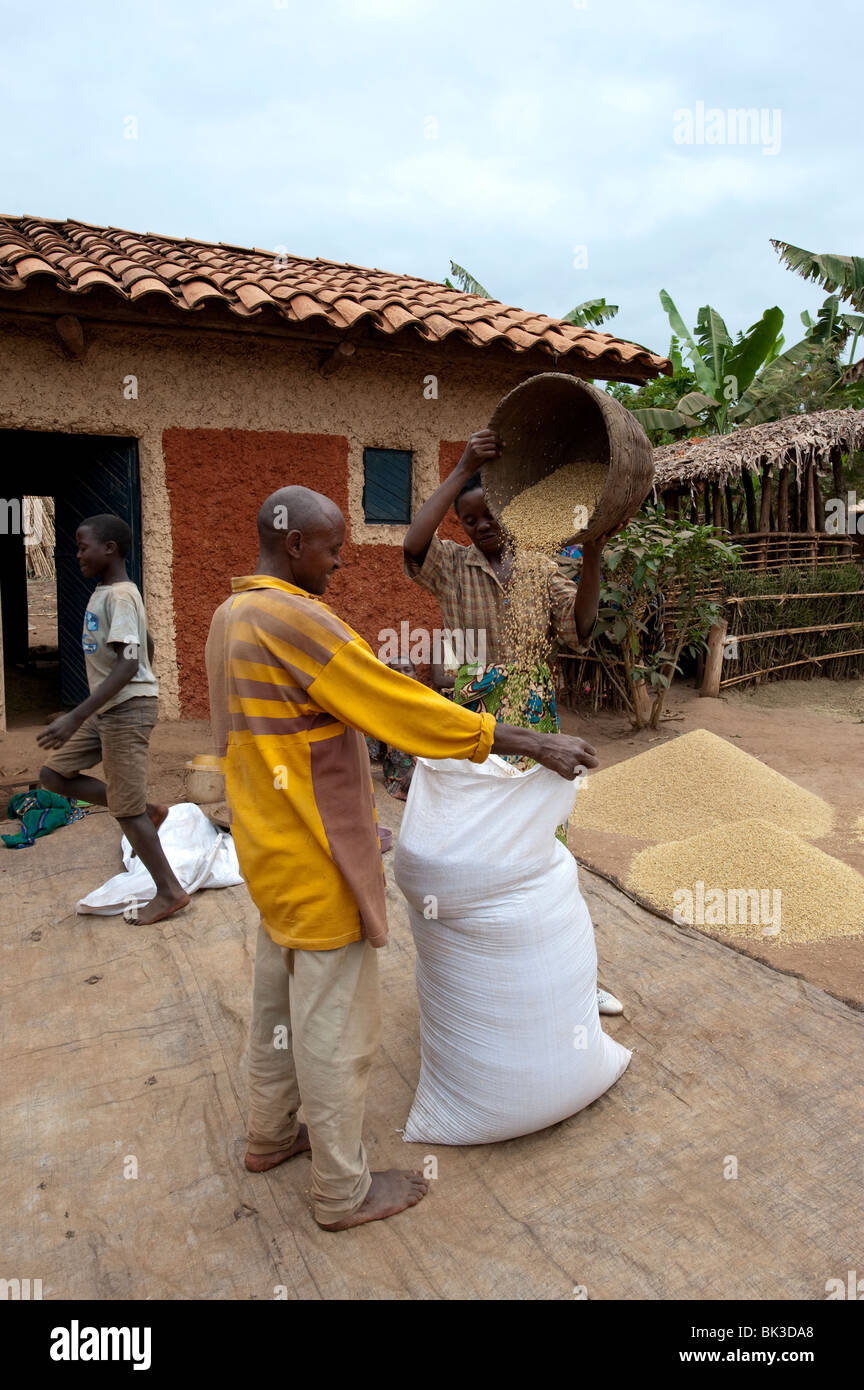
[403,533,462,598]
[309,638,496,763]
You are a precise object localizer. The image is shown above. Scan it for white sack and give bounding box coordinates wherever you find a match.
[77,801,243,916]
[394,755,631,1144]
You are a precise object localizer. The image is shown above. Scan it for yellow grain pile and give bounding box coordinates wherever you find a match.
[500,460,607,554]
[627,818,864,944]
[570,728,833,841]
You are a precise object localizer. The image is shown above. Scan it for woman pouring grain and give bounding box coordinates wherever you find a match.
[403,428,624,1016]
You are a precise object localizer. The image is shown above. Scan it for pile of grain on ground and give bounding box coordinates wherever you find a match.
[569,728,833,841]
[627,817,864,944]
[500,460,607,554]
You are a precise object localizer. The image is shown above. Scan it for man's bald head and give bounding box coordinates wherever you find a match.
[258,486,344,549]
[254,486,346,595]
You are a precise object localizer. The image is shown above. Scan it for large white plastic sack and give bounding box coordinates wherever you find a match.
[394,755,631,1144]
[77,801,243,916]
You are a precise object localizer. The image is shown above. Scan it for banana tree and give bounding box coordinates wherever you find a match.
[732,295,864,425]
[630,293,785,436]
[771,240,864,313]
[562,297,619,327]
[444,261,619,327]
[444,261,492,297]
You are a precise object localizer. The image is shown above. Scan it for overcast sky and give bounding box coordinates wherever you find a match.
[2,0,860,361]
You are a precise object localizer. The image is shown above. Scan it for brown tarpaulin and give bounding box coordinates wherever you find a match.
[2,799,861,1300]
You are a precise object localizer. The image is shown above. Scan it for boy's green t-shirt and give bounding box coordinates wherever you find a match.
[82,581,159,708]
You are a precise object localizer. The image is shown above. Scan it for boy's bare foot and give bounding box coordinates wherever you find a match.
[317,1169,429,1231]
[244,1125,311,1172]
[125,890,190,925]
[147,802,170,833]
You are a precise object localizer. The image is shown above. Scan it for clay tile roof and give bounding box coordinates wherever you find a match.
[0,215,671,381]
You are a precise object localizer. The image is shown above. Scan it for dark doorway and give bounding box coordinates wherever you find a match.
[0,433,141,719]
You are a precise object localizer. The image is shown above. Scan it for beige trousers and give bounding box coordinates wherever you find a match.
[247,921,381,1224]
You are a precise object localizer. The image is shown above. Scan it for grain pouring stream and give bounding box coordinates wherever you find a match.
[497,460,607,723]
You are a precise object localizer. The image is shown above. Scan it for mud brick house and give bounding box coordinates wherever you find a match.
[0,216,668,719]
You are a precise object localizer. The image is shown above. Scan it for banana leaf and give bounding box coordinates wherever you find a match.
[771,241,864,312]
[723,306,784,395]
[629,406,699,431]
[447,262,491,298]
[563,297,619,327]
[695,304,732,380]
[659,290,717,397]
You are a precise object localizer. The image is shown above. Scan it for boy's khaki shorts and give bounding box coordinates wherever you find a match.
[43,696,159,819]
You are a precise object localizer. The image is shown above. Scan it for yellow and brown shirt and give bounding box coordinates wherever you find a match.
[206,575,495,951]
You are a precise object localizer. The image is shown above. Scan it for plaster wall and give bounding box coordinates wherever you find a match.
[0,315,526,715]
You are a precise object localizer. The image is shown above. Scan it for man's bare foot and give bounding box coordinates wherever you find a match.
[317,1169,429,1231]
[147,802,169,833]
[126,890,190,925]
[244,1125,311,1172]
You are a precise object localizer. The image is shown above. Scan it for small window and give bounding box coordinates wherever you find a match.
[362,448,412,523]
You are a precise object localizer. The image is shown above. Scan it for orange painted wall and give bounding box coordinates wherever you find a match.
[437,440,472,545]
[163,427,453,716]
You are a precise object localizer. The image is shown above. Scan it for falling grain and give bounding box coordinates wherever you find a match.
[494,459,607,729]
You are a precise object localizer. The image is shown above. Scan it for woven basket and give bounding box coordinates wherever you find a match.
[483,373,654,545]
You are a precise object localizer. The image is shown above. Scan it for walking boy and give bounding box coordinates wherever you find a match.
[38,514,189,926]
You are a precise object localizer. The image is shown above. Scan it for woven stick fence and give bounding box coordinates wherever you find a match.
[24,496,56,579]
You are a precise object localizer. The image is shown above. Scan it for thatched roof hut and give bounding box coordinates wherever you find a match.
[652,409,864,492]
[651,408,864,545]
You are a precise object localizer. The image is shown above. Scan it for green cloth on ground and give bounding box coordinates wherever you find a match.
[2,790,88,849]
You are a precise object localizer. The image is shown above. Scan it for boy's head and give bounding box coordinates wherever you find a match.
[453,474,503,556]
[76,514,131,579]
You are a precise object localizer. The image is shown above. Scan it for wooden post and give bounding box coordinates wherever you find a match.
[725,483,736,533]
[741,469,757,532]
[712,482,724,528]
[733,496,745,532]
[805,464,816,533]
[701,618,729,698]
[832,449,844,501]
[777,466,790,532]
[814,473,826,532]
[319,341,356,378]
[789,472,799,532]
[757,464,773,531]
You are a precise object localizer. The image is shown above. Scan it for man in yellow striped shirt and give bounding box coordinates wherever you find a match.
[206,486,597,1231]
